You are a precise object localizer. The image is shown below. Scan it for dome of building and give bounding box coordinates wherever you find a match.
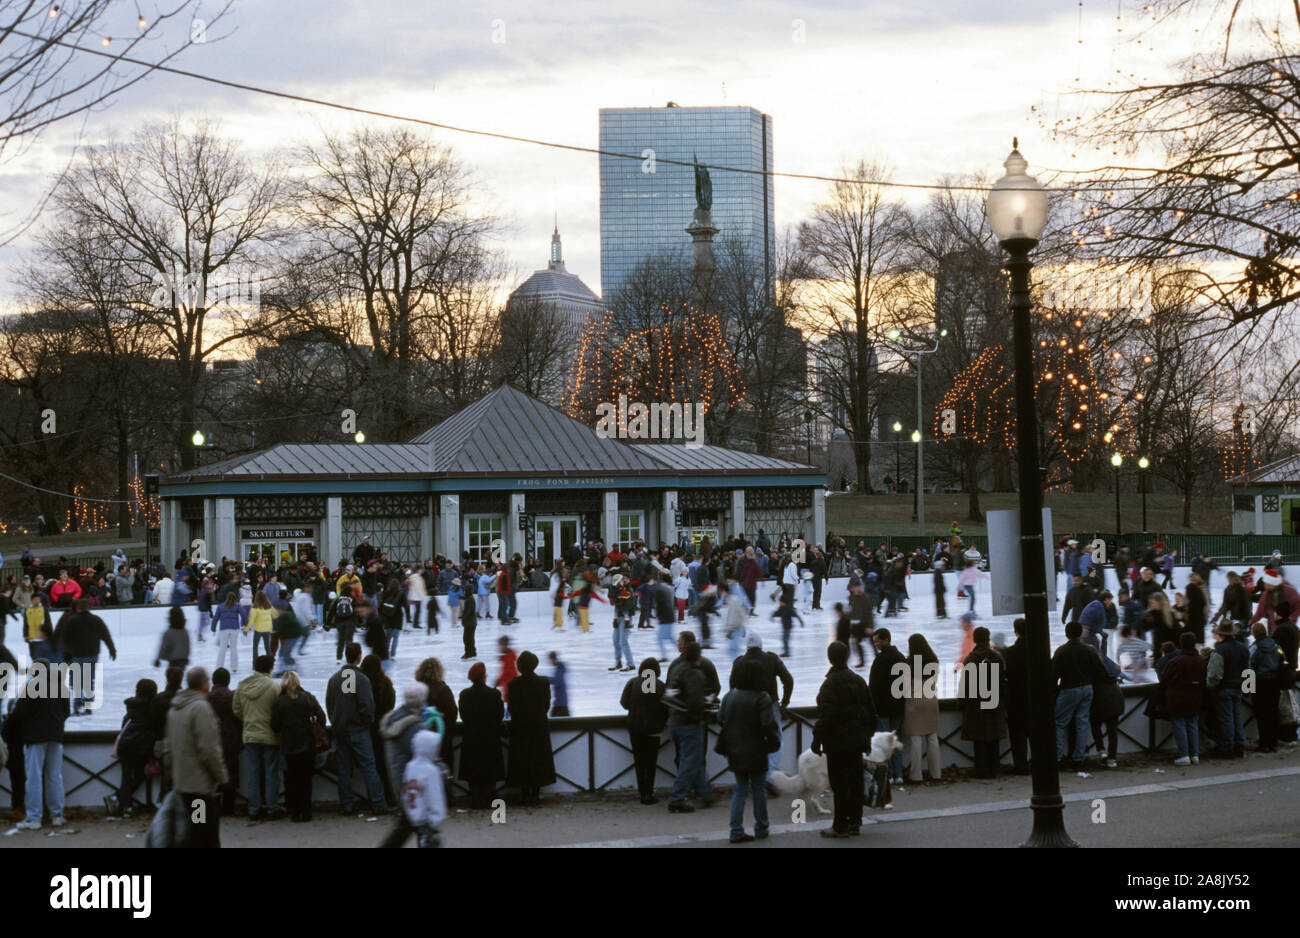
[507,225,603,329]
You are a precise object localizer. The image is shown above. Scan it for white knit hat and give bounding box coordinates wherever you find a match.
[1263,570,1284,587]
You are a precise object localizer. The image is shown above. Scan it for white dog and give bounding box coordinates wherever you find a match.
[769,732,903,814]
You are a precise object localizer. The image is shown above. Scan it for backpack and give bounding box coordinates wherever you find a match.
[335,595,354,620]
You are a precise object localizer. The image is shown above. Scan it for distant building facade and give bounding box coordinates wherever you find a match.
[598,105,774,301]
[506,226,603,337]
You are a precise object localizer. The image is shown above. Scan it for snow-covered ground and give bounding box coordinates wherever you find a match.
[7,563,1281,730]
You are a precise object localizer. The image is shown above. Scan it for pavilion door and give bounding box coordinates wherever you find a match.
[536,516,580,570]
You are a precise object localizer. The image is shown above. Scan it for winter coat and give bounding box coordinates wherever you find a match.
[900,659,940,736]
[422,680,458,766]
[402,731,447,830]
[868,645,906,718]
[117,695,157,759]
[207,685,243,761]
[621,673,669,736]
[12,686,69,744]
[51,610,117,659]
[232,672,282,745]
[1091,651,1125,721]
[270,690,326,756]
[812,665,875,755]
[156,628,190,666]
[456,682,506,784]
[716,688,775,773]
[326,665,375,735]
[380,703,426,796]
[959,645,1007,742]
[163,689,227,796]
[1159,649,1207,718]
[506,673,556,788]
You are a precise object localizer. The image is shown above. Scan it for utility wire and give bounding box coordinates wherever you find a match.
[14,29,1158,194]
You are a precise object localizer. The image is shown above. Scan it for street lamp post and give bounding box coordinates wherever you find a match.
[910,429,921,523]
[1138,456,1150,532]
[191,430,205,467]
[987,139,1076,848]
[892,421,903,492]
[887,329,946,535]
[1111,453,1123,534]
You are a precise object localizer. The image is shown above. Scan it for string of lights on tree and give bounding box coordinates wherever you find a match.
[65,476,161,533]
[564,304,745,426]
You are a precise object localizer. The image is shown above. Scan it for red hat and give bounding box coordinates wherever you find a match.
[1154,541,1165,550]
[1263,570,1284,587]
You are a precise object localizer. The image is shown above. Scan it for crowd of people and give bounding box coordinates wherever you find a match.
[2,528,1298,845]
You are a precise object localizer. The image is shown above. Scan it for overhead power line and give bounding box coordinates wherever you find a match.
[14,30,1155,194]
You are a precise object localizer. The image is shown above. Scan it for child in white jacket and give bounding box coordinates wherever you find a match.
[673,573,690,622]
[403,729,447,848]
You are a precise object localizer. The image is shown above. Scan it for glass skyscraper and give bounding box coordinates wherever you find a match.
[598,105,774,301]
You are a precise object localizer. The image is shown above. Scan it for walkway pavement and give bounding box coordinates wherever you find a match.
[8,744,1297,848]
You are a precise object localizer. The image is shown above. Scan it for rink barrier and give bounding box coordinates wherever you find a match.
[0,684,1259,810]
[835,534,1300,564]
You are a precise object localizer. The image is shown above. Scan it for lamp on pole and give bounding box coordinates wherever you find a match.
[1138,456,1150,532]
[887,327,946,536]
[987,138,1075,847]
[891,421,903,492]
[1111,452,1123,534]
[910,429,921,524]
[191,430,205,467]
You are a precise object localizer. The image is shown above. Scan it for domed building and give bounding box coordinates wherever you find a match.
[506,224,603,336]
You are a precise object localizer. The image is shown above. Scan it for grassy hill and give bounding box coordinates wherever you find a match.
[825,491,1232,536]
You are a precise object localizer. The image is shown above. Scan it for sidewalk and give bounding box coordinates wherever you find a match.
[7,744,1298,848]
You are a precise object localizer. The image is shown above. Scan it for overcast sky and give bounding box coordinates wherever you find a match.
[0,0,1223,303]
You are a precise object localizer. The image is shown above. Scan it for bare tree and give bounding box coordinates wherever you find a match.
[493,293,572,404]
[51,117,285,469]
[0,0,229,241]
[289,124,504,437]
[800,159,907,492]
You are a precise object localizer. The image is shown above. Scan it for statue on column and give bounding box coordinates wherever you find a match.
[693,153,712,212]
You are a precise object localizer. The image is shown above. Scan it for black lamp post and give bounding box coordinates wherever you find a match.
[892,421,902,492]
[1111,453,1123,535]
[1138,456,1150,532]
[987,139,1076,848]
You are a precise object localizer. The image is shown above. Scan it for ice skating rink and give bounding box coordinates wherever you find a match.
[9,564,1278,730]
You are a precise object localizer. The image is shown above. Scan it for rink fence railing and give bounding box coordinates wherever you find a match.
[0,684,1259,811]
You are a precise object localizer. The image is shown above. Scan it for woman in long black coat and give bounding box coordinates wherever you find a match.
[458,661,505,809]
[415,656,459,766]
[506,650,555,805]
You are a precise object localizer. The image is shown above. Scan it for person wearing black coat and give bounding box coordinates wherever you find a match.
[458,663,506,809]
[934,563,948,619]
[506,651,555,805]
[868,629,906,782]
[113,679,158,816]
[415,657,459,767]
[270,672,327,822]
[716,659,776,843]
[1002,620,1031,773]
[621,657,668,804]
[812,641,875,838]
[12,662,70,827]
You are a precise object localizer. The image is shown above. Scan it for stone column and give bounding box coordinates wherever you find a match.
[507,492,526,562]
[730,489,745,541]
[212,497,236,564]
[661,490,678,547]
[160,499,184,567]
[419,496,434,563]
[323,497,343,568]
[602,491,619,552]
[438,494,461,561]
[685,208,719,313]
[813,487,827,548]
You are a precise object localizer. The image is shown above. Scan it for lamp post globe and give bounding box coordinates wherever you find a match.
[987,138,1049,246]
[354,431,366,444]
[892,421,902,433]
[191,430,205,447]
[910,430,921,443]
[1111,453,1123,468]
[1138,457,1149,470]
